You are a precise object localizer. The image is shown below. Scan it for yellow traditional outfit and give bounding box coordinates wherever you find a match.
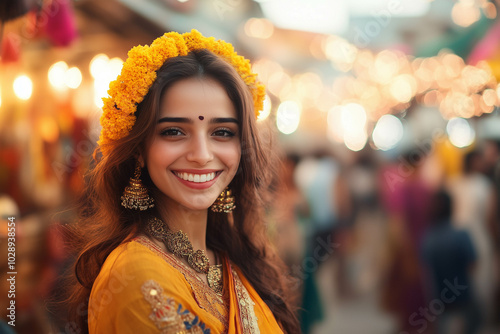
[88,236,283,333]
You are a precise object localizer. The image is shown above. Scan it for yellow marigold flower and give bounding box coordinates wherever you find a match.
[98,29,265,154]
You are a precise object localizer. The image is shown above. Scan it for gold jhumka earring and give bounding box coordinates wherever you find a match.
[210,187,236,213]
[121,161,154,210]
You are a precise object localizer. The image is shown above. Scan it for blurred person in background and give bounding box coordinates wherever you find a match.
[295,152,349,264]
[421,190,480,334]
[295,151,353,302]
[341,150,388,298]
[482,139,500,323]
[268,153,308,270]
[379,149,432,333]
[267,153,324,334]
[63,30,300,333]
[447,150,498,326]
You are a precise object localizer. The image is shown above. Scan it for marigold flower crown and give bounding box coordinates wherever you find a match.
[98,29,266,155]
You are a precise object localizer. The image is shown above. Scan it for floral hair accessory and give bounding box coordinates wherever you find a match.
[98,29,266,155]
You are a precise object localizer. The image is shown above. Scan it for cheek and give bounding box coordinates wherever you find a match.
[220,143,241,169]
[146,141,177,170]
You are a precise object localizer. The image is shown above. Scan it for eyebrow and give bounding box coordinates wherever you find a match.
[157,117,239,124]
[210,117,238,124]
[158,117,191,123]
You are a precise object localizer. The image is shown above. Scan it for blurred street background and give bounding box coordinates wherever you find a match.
[1,0,500,333]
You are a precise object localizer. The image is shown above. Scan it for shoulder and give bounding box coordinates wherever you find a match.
[88,238,208,333]
[92,238,186,292]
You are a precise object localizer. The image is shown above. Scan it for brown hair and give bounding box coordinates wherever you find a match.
[66,49,300,333]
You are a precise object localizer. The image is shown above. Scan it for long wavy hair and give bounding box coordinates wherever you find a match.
[66,49,300,333]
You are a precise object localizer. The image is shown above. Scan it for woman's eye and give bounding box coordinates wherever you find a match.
[213,129,235,137]
[160,128,184,136]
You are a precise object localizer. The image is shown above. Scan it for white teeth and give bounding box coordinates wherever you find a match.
[174,171,218,183]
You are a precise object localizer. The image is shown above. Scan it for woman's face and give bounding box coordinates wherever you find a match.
[144,77,241,212]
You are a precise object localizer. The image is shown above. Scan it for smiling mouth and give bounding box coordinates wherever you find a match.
[172,171,222,183]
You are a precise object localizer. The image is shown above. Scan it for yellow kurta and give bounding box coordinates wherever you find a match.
[88,236,283,333]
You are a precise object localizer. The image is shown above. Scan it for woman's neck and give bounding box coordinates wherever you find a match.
[156,197,208,252]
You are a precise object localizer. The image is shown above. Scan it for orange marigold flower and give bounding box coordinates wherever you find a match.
[98,29,265,153]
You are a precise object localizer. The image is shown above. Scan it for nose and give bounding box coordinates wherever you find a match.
[186,134,213,165]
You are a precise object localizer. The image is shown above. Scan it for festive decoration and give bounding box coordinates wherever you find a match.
[44,0,77,46]
[1,32,20,63]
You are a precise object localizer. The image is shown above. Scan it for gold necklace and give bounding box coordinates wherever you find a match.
[147,217,223,294]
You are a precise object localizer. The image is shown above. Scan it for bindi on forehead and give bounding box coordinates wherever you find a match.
[198,115,204,121]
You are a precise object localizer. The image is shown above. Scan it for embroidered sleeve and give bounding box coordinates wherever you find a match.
[141,280,211,334]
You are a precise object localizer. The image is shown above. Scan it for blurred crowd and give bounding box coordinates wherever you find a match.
[267,138,500,334]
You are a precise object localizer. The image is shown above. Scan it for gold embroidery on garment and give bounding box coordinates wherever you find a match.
[231,267,260,334]
[135,237,229,329]
[207,264,223,294]
[141,280,189,333]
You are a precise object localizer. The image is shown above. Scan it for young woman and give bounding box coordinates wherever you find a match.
[67,30,300,333]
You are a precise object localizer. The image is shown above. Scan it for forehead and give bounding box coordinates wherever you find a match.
[159,77,236,119]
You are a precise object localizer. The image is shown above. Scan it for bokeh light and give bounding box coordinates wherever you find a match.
[244,18,274,39]
[372,114,404,151]
[91,55,124,108]
[341,103,367,151]
[341,103,367,133]
[267,71,292,97]
[108,57,124,79]
[48,61,69,90]
[446,117,475,148]
[65,67,83,89]
[90,54,109,79]
[452,1,481,27]
[257,95,272,121]
[326,106,344,143]
[276,100,301,134]
[13,75,33,100]
[344,128,367,152]
[327,105,344,143]
[390,74,417,103]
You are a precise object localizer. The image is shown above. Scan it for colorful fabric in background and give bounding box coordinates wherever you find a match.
[467,18,500,81]
[467,19,500,65]
[88,237,284,334]
[0,32,21,63]
[415,15,495,60]
[43,0,77,46]
[298,256,324,334]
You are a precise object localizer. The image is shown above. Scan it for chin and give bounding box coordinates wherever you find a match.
[178,196,217,211]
